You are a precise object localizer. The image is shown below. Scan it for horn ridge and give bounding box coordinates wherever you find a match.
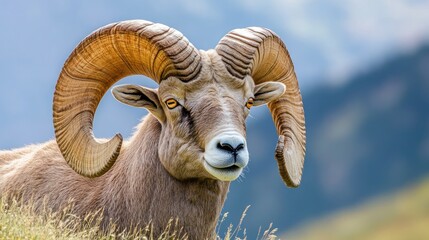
[216,27,306,187]
[53,20,201,177]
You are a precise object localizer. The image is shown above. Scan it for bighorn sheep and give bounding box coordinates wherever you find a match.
[0,20,306,239]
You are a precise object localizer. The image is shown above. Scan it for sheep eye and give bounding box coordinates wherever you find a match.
[165,99,178,109]
[246,98,254,109]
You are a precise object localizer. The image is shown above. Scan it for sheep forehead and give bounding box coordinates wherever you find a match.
[158,50,254,101]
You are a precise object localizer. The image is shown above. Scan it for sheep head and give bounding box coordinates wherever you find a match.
[111,51,285,181]
[53,20,306,187]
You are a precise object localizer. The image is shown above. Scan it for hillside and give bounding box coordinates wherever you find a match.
[283,176,429,240]
[221,45,429,237]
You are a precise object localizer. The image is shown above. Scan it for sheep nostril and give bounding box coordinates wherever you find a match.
[217,142,245,154]
[217,142,234,152]
[236,143,244,152]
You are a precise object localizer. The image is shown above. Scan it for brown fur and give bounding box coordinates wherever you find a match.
[0,115,229,239]
[0,50,283,239]
[0,52,251,239]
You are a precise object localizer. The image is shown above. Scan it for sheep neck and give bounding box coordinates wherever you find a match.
[103,115,230,239]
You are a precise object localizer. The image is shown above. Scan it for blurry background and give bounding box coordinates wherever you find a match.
[1,0,429,239]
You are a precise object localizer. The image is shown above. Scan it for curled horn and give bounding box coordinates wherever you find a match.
[53,20,201,177]
[216,28,306,187]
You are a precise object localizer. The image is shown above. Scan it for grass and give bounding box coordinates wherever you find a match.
[283,176,429,240]
[0,198,138,239]
[216,206,278,240]
[0,198,278,240]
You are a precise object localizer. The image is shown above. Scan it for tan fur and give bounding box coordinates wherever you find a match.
[0,115,229,239]
[0,21,306,239]
[0,51,256,239]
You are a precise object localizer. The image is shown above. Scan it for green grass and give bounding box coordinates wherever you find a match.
[283,177,429,240]
[0,199,277,240]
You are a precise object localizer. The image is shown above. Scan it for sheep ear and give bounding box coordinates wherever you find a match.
[112,84,165,121]
[253,82,286,106]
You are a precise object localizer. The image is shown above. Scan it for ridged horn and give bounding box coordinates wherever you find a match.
[216,27,306,187]
[53,20,201,177]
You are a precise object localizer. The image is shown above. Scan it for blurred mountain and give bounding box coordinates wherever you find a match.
[284,175,429,240]
[221,45,429,237]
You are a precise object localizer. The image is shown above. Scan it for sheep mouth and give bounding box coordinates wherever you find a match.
[212,164,241,172]
[204,160,242,172]
[203,161,243,181]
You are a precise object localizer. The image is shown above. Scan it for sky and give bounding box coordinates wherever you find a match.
[1,0,429,146]
[239,0,429,83]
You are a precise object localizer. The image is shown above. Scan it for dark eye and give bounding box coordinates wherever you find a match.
[246,98,254,109]
[165,99,178,109]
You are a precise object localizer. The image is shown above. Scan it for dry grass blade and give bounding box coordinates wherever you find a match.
[0,198,277,240]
